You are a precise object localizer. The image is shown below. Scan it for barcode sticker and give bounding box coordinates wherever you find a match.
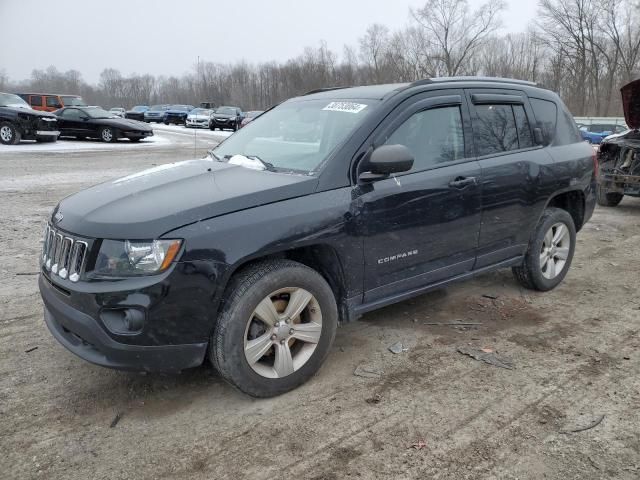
[322,102,368,114]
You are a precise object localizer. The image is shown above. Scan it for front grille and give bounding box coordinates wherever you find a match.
[37,117,58,131]
[42,225,88,282]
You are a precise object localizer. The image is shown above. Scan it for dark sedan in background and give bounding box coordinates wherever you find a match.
[144,104,169,123]
[54,106,153,142]
[210,106,243,131]
[164,105,195,125]
[125,105,149,121]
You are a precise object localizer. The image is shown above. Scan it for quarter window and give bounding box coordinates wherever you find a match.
[384,106,465,171]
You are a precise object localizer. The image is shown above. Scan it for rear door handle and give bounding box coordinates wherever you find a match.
[449,176,477,188]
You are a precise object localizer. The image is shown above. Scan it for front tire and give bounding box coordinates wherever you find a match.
[0,122,20,145]
[211,260,338,397]
[100,127,115,143]
[512,207,576,292]
[596,185,624,207]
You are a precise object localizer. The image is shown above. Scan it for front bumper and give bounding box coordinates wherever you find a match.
[39,274,207,372]
[36,130,60,137]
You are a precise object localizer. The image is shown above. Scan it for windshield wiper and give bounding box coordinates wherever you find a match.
[223,154,276,172]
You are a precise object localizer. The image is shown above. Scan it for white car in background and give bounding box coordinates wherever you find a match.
[185,108,213,128]
[108,107,126,118]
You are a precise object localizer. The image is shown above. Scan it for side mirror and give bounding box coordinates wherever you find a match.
[533,127,545,145]
[359,144,414,182]
[81,116,90,121]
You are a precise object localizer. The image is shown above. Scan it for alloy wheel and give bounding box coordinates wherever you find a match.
[102,128,113,142]
[540,222,570,279]
[243,287,322,379]
[0,126,13,143]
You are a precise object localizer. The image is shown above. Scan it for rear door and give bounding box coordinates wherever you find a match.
[355,90,483,303]
[466,89,556,268]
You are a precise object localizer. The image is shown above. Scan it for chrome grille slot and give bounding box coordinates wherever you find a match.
[41,224,88,283]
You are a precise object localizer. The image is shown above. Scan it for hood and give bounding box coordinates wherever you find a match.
[214,113,235,119]
[53,159,317,239]
[188,114,210,120]
[621,79,640,129]
[2,106,56,117]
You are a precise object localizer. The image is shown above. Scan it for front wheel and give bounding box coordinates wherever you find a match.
[0,122,21,145]
[100,127,115,143]
[596,185,624,207]
[512,207,576,292]
[211,260,338,397]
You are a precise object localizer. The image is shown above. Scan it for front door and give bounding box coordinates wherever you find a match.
[355,91,483,303]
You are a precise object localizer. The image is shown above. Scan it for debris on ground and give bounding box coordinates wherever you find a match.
[15,272,39,276]
[24,346,38,353]
[560,415,605,434]
[482,294,499,300]
[366,394,382,404]
[388,342,408,354]
[423,322,483,326]
[409,440,427,450]
[457,346,514,369]
[353,365,383,379]
[110,412,123,428]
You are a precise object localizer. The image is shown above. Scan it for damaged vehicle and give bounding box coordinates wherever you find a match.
[596,79,640,206]
[39,78,595,397]
[0,92,60,145]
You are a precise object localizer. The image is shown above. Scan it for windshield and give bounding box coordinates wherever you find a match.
[190,108,211,115]
[213,99,377,173]
[0,93,31,109]
[216,107,237,115]
[170,105,192,111]
[61,96,86,106]
[132,106,148,112]
[109,108,123,112]
[84,107,116,118]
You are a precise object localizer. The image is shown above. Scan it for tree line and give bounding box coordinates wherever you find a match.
[2,0,639,117]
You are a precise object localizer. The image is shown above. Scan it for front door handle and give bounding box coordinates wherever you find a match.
[449,176,477,188]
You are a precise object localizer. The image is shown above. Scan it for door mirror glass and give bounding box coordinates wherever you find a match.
[359,144,414,182]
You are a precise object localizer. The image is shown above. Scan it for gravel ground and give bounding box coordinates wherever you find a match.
[1,133,639,480]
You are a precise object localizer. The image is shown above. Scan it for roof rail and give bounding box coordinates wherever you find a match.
[409,76,537,87]
[303,86,348,96]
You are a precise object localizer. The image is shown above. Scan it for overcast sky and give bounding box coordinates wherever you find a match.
[0,0,538,83]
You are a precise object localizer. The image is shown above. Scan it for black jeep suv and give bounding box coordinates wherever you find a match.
[39,78,595,397]
[0,92,59,145]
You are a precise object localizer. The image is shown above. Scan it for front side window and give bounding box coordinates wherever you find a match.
[384,106,465,171]
[213,99,378,173]
[29,95,43,107]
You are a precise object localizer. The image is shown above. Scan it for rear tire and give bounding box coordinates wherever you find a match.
[512,207,576,292]
[596,185,623,207]
[0,122,20,145]
[211,260,338,397]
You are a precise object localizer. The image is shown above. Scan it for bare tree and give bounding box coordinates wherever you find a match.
[412,0,506,76]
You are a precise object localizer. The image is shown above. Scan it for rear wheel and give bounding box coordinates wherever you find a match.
[596,185,624,207]
[211,260,338,397]
[0,122,20,145]
[512,207,576,292]
[100,127,115,143]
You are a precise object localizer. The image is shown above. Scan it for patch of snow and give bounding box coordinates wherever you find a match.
[0,134,172,154]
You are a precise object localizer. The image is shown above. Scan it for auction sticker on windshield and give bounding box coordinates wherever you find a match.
[323,102,368,114]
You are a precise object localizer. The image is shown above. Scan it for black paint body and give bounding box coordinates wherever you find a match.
[39,79,596,372]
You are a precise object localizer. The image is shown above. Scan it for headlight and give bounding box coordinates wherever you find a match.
[95,239,182,276]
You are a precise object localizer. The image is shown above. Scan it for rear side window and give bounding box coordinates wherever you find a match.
[473,104,519,156]
[30,96,43,107]
[529,97,581,146]
[384,106,465,171]
[46,96,61,108]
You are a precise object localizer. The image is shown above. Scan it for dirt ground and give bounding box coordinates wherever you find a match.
[1,133,639,479]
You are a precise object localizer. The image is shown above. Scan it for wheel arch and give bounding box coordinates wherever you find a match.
[216,243,351,324]
[544,189,586,231]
